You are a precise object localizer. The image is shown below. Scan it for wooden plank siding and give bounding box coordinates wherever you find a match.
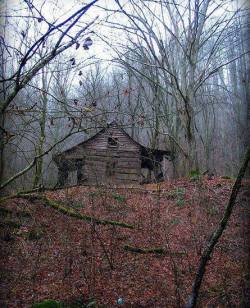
[83,127,140,152]
[54,122,170,186]
[61,126,142,185]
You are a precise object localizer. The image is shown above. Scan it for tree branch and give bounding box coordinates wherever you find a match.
[185,146,250,308]
[0,127,80,190]
[20,194,134,229]
[0,1,99,114]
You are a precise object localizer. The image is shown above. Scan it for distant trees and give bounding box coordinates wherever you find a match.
[106,0,249,175]
[1,0,249,191]
[238,0,250,175]
[0,0,99,191]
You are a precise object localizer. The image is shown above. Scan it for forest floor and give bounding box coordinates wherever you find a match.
[0,177,249,308]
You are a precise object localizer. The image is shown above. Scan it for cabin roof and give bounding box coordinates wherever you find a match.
[54,121,171,160]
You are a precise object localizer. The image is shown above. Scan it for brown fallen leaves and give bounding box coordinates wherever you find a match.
[0,177,249,307]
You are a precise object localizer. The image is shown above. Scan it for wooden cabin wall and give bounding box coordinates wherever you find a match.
[61,127,142,184]
[84,127,139,152]
[82,149,141,184]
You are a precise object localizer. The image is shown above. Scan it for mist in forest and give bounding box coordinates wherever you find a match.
[0,0,249,191]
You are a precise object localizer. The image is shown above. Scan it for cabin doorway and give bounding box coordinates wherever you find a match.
[57,159,84,187]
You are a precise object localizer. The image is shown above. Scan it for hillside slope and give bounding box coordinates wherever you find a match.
[0,178,249,307]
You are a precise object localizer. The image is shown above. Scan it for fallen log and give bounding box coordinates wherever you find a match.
[124,245,186,256]
[0,187,43,203]
[19,194,134,229]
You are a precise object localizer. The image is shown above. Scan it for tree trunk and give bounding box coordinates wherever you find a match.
[240,0,250,176]
[0,114,5,185]
[185,146,250,308]
[33,69,48,187]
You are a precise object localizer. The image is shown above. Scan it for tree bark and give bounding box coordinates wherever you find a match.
[185,146,250,308]
[33,68,49,187]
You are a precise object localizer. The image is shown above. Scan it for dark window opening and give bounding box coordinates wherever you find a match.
[106,161,116,177]
[108,136,118,147]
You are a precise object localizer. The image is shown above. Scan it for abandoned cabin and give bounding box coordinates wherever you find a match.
[53,121,171,186]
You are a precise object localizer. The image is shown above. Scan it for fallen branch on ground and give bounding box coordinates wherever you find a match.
[19,194,134,229]
[0,186,43,203]
[124,245,186,256]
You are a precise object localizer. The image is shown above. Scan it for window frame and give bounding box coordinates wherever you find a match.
[107,136,118,148]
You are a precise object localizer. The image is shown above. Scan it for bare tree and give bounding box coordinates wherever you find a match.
[105,0,246,174]
[0,0,100,190]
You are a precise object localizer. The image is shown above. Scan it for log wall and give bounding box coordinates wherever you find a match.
[62,127,141,184]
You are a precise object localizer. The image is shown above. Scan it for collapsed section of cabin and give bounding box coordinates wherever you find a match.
[53,122,170,186]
